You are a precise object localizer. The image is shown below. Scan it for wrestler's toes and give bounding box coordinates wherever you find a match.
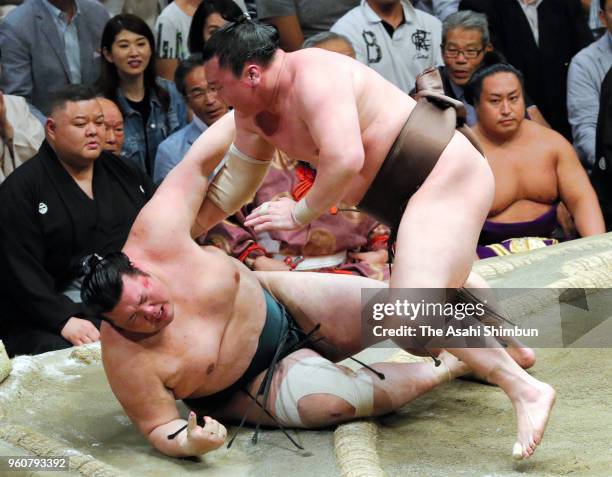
[519,441,536,459]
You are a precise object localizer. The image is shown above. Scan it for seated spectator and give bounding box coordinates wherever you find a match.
[154,54,229,183]
[97,97,125,155]
[0,85,154,356]
[437,10,549,127]
[302,31,357,58]
[331,0,443,94]
[0,0,110,122]
[414,0,459,20]
[97,13,188,178]
[187,0,241,57]
[459,0,593,140]
[256,0,359,51]
[590,66,612,229]
[205,151,391,280]
[466,64,605,259]
[154,0,202,80]
[0,89,45,183]
[567,0,612,171]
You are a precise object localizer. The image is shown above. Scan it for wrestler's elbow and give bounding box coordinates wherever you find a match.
[571,202,605,237]
[334,147,365,178]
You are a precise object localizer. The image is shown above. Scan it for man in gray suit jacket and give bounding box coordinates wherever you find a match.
[0,0,109,121]
[567,0,612,171]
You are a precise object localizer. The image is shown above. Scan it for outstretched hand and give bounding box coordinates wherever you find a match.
[244,197,302,233]
[179,412,227,455]
[61,317,100,346]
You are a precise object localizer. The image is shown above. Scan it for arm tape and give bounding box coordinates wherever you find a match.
[291,197,320,226]
[207,143,271,215]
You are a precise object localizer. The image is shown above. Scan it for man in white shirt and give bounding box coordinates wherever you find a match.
[331,0,443,94]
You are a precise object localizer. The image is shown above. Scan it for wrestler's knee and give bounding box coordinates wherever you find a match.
[274,357,374,428]
[297,393,356,428]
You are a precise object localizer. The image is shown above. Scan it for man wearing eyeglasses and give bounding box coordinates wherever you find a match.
[438,10,549,127]
[331,0,443,93]
[458,0,593,140]
[154,54,230,183]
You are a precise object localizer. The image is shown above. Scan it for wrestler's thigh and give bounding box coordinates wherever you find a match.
[391,131,494,288]
[415,130,493,220]
[214,349,357,427]
[255,271,386,359]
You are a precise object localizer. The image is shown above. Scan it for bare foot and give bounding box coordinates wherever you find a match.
[511,380,556,459]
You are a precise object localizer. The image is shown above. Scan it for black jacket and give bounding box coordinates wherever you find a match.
[591,67,612,230]
[0,141,154,353]
[459,0,593,139]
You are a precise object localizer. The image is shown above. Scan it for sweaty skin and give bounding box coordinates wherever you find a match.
[199,48,415,230]
[473,72,604,236]
[99,113,475,458]
[187,47,556,460]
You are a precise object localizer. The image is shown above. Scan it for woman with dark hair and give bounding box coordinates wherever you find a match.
[97,14,188,177]
[187,0,242,53]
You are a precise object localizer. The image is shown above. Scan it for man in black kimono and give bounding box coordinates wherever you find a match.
[0,85,154,356]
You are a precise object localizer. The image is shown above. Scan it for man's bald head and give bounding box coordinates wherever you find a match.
[97,97,125,155]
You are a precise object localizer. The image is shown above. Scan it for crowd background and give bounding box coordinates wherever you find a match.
[0,0,610,355]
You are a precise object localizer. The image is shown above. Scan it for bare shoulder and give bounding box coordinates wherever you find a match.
[524,120,569,147]
[288,50,361,116]
[289,49,355,91]
[100,321,148,369]
[100,323,158,390]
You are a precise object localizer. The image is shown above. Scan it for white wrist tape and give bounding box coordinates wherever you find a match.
[291,198,320,226]
[207,143,271,215]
